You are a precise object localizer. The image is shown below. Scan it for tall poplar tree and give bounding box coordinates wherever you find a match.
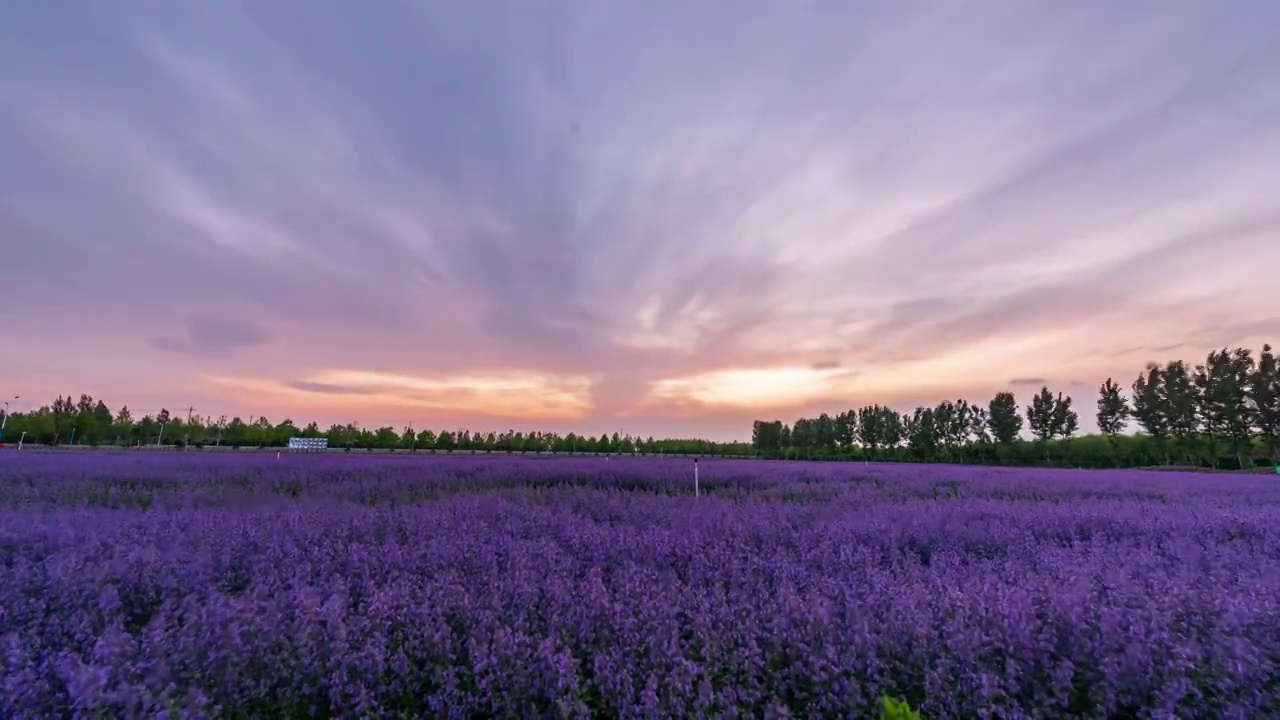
[1131,364,1168,463]
[1160,360,1201,462]
[1250,344,1280,463]
[987,392,1023,444]
[1051,392,1079,439]
[1096,378,1129,436]
[1026,386,1057,442]
[1196,348,1256,468]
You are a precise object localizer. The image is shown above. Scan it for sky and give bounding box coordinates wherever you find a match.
[2,1,1279,441]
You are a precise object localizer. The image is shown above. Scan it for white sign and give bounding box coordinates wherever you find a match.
[287,437,329,452]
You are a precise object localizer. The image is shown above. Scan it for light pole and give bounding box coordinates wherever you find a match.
[0,396,17,443]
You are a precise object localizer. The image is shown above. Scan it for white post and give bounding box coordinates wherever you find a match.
[0,396,12,443]
[694,457,699,498]
[18,431,26,450]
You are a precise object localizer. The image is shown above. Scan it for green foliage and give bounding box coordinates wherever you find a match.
[882,695,922,719]
[987,392,1022,444]
[752,344,1279,471]
[1026,386,1056,442]
[1096,378,1129,436]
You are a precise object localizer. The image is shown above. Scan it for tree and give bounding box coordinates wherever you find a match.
[435,430,455,452]
[90,400,113,443]
[1160,360,1201,462]
[51,396,77,442]
[373,426,399,449]
[1197,347,1256,468]
[882,411,905,452]
[1131,364,1168,462]
[1051,392,1078,439]
[812,413,837,452]
[858,405,902,458]
[415,428,437,450]
[834,411,857,450]
[906,406,940,459]
[987,392,1023,444]
[939,399,972,450]
[1095,378,1129,436]
[968,405,990,444]
[114,406,135,445]
[1026,386,1056,442]
[1249,344,1280,463]
[752,420,784,454]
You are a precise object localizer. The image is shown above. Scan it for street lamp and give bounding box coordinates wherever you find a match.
[0,396,17,443]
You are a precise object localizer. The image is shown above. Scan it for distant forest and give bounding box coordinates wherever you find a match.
[752,344,1280,470]
[3,344,1276,469]
[0,399,749,457]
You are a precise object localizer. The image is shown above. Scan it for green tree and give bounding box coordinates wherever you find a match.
[987,391,1023,444]
[114,406,135,445]
[968,405,990,444]
[834,411,857,450]
[1249,344,1280,463]
[1026,386,1056,442]
[857,405,898,458]
[1196,347,1256,468]
[812,413,836,452]
[938,399,972,452]
[435,430,455,452]
[27,408,57,443]
[374,426,399,449]
[906,406,940,459]
[1096,378,1129,436]
[1051,392,1078,439]
[415,428,437,449]
[1131,364,1168,463]
[751,420,784,454]
[1160,360,1200,462]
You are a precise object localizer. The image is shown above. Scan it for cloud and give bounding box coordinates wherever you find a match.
[281,380,366,395]
[149,317,271,358]
[1008,377,1047,387]
[2,0,1279,438]
[212,368,595,420]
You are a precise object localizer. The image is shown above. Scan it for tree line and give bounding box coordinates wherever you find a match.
[752,344,1280,469]
[0,401,752,456]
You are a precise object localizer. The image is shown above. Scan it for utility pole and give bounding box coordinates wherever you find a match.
[0,396,16,443]
[183,406,194,449]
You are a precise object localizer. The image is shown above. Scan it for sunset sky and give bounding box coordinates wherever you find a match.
[3,1,1279,440]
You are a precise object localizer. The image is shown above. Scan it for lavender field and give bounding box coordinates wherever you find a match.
[2,453,1278,718]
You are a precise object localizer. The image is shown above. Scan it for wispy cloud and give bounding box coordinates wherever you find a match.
[208,369,594,420]
[3,0,1278,437]
[149,316,271,358]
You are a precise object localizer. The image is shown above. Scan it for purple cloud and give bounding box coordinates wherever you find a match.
[2,0,1278,438]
